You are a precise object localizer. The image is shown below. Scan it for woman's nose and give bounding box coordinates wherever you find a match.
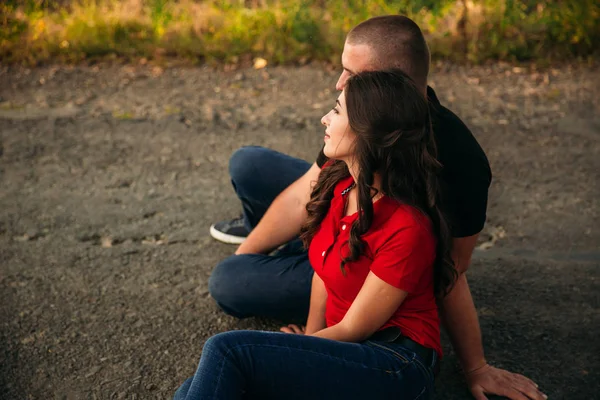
[321,115,327,126]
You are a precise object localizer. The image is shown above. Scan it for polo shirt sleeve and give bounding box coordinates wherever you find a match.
[444,152,492,238]
[369,224,435,293]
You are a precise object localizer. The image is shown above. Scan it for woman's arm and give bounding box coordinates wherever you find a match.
[280,273,327,335]
[305,273,328,335]
[311,272,408,342]
[311,221,431,342]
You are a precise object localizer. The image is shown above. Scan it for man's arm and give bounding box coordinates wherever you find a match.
[441,235,484,371]
[441,235,546,400]
[236,162,321,255]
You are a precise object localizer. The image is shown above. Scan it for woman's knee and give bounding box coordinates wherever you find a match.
[206,330,266,351]
[203,331,229,354]
[173,377,193,400]
[203,330,262,360]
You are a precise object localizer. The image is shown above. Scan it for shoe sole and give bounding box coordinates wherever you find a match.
[209,224,247,244]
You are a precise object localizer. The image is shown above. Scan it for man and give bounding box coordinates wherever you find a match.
[208,15,546,400]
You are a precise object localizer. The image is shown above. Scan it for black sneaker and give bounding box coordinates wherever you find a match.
[209,215,249,244]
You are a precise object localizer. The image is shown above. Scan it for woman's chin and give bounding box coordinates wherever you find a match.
[324,152,342,161]
[323,147,349,161]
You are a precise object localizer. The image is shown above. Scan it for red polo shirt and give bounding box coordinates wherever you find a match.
[308,175,442,357]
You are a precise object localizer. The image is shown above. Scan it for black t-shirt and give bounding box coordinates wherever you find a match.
[316,87,492,238]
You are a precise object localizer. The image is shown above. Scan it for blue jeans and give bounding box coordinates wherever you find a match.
[174,330,437,400]
[208,146,313,321]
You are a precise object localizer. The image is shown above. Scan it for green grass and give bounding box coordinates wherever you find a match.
[1,0,598,65]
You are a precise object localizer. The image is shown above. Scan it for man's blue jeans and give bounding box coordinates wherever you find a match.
[208,146,314,321]
[174,330,437,400]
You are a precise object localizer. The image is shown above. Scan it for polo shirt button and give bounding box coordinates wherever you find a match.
[341,224,346,230]
[321,251,326,257]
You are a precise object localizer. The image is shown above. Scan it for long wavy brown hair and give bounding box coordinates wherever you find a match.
[300,69,456,297]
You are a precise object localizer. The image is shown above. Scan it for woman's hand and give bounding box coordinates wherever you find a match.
[280,324,305,335]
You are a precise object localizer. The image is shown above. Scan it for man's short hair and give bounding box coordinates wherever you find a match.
[347,15,430,90]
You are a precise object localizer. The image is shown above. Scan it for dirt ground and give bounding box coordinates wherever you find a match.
[0,61,599,400]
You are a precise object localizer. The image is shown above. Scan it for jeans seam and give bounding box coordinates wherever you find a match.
[411,385,428,400]
[221,342,411,374]
[212,343,236,400]
[412,352,435,382]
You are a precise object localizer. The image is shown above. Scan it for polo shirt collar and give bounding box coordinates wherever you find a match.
[333,176,400,230]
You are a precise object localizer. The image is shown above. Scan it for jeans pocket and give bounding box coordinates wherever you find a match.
[412,353,436,386]
[365,340,416,365]
[366,341,432,399]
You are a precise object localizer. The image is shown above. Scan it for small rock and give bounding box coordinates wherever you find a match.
[179,115,191,127]
[85,366,101,378]
[253,57,267,69]
[101,237,113,248]
[14,234,30,242]
[21,335,36,345]
[151,67,163,77]
[201,104,214,121]
[26,228,39,238]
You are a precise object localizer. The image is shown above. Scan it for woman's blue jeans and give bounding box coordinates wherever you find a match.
[208,146,314,321]
[174,330,437,400]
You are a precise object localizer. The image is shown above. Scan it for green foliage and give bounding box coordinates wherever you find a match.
[64,18,152,58]
[0,0,598,65]
[149,0,173,38]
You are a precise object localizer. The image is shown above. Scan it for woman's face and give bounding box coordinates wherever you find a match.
[320,91,356,161]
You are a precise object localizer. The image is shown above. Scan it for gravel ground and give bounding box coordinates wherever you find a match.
[0,61,598,399]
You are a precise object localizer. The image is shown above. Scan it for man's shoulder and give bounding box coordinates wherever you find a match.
[429,87,475,143]
[428,87,489,169]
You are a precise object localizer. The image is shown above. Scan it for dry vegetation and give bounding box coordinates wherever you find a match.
[1,0,598,65]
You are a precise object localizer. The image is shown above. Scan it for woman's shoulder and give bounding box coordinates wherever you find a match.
[368,202,436,257]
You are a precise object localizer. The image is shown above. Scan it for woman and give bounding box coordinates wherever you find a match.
[174,69,456,400]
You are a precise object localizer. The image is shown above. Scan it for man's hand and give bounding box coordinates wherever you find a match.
[280,324,305,335]
[466,364,547,400]
[439,237,547,400]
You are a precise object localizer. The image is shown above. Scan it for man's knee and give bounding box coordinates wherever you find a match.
[208,256,249,318]
[228,146,268,187]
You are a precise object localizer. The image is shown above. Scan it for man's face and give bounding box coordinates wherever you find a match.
[335,41,376,91]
